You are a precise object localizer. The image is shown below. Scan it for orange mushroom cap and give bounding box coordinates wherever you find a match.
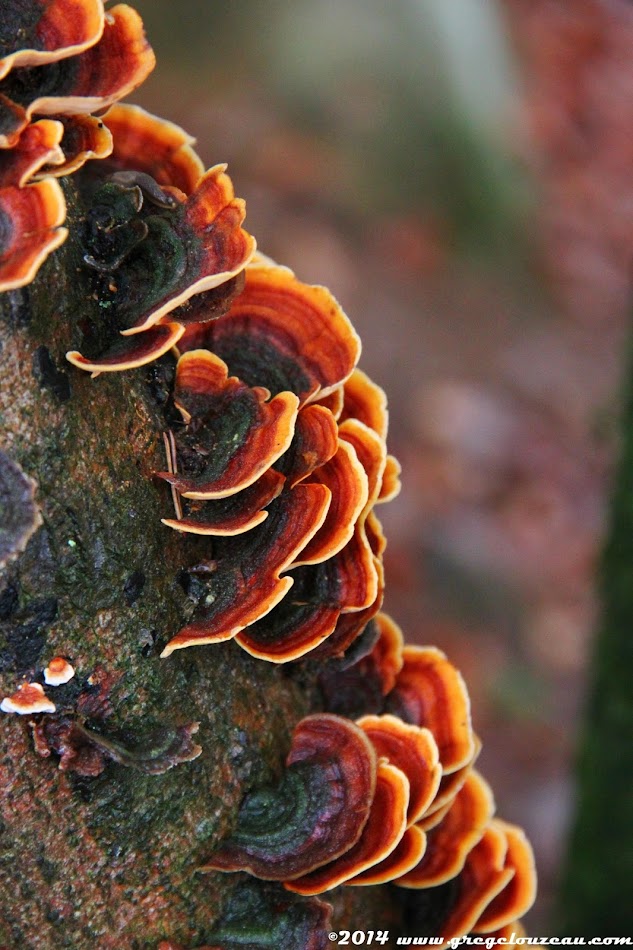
[276,403,339,489]
[43,114,113,177]
[432,821,516,944]
[292,439,369,567]
[103,103,204,195]
[386,645,475,774]
[396,770,495,888]
[160,483,331,657]
[161,469,285,537]
[349,823,428,887]
[339,368,389,441]
[67,322,185,377]
[43,656,75,686]
[201,714,377,881]
[178,261,361,406]
[285,759,409,895]
[357,714,442,825]
[0,177,67,291]
[473,819,537,933]
[0,119,64,187]
[236,515,379,663]
[156,350,299,500]
[0,5,155,147]
[1,681,56,714]
[0,0,104,80]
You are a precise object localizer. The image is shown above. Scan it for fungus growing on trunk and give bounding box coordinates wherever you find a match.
[200,714,377,881]
[1,681,56,714]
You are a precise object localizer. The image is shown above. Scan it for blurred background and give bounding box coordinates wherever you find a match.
[130,0,633,932]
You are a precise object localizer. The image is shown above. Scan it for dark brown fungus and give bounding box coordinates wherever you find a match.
[200,714,377,880]
[204,881,333,950]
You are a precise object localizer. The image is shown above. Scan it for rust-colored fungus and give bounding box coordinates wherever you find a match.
[357,714,442,825]
[292,439,368,566]
[178,261,361,405]
[386,645,475,775]
[348,824,427,886]
[339,368,389,441]
[1,681,56,714]
[0,177,67,290]
[0,119,64,187]
[156,349,299,499]
[0,0,104,80]
[424,822,516,942]
[0,5,154,147]
[201,714,377,881]
[285,759,410,895]
[276,403,338,488]
[160,484,331,656]
[473,819,537,933]
[45,114,113,177]
[103,103,204,195]
[396,770,495,888]
[161,469,285,536]
[43,656,75,686]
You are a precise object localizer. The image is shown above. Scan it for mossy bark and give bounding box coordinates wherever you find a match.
[0,181,396,948]
[559,333,633,936]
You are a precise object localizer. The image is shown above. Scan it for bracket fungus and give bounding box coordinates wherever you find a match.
[0,2,538,940]
[1,681,56,714]
[201,714,377,881]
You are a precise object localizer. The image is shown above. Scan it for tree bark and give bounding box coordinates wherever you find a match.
[0,180,396,948]
[558,323,633,937]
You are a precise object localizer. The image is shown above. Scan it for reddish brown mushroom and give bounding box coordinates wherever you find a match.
[103,103,204,195]
[357,714,442,824]
[427,821,516,943]
[156,349,299,499]
[0,0,104,80]
[161,469,285,537]
[386,645,475,775]
[43,114,113,177]
[160,483,331,656]
[396,770,495,888]
[178,260,361,406]
[0,177,67,291]
[1,682,56,714]
[0,5,155,147]
[285,759,409,895]
[348,823,427,886]
[291,439,369,566]
[339,368,389,441]
[473,819,537,933]
[0,119,64,187]
[201,714,377,881]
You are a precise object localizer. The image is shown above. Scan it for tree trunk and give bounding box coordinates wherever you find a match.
[0,179,396,948]
[559,326,633,937]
